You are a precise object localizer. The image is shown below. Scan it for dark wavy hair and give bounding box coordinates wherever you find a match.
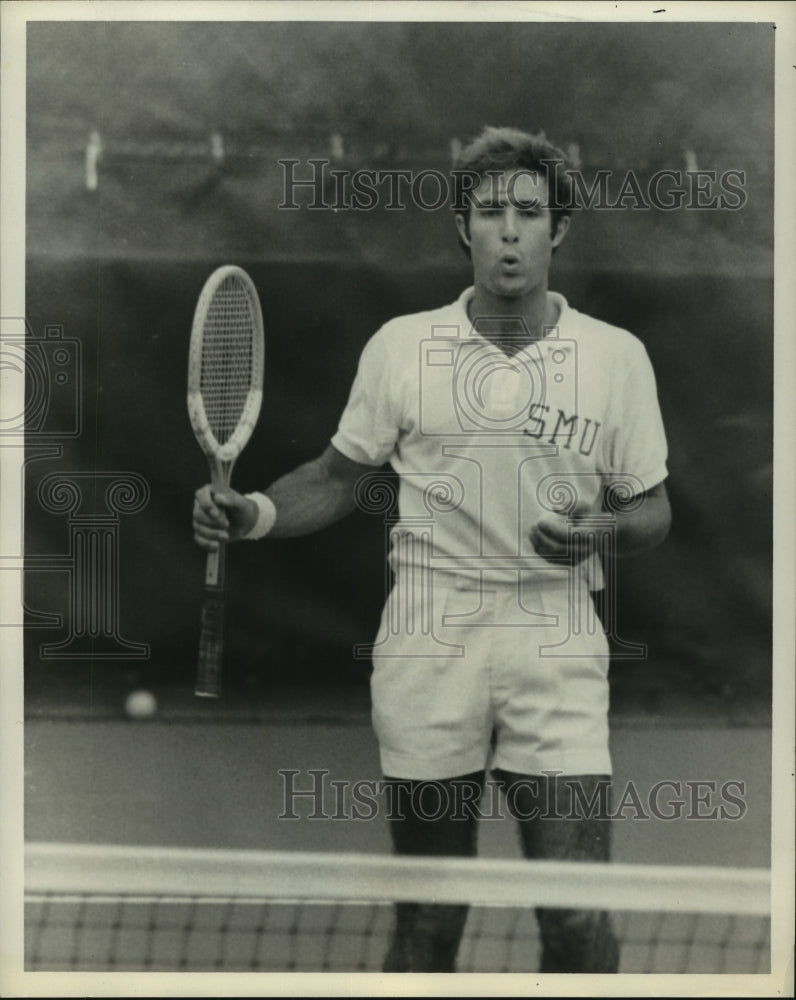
[451,126,574,254]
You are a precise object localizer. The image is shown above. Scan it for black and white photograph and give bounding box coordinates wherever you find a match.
[1,1,793,996]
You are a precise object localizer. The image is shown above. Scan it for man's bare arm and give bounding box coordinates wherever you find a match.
[606,479,671,557]
[530,480,672,564]
[193,444,375,550]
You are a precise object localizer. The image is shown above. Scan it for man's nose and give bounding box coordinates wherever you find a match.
[501,211,519,242]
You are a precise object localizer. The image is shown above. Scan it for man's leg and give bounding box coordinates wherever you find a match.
[381,771,486,972]
[493,770,619,973]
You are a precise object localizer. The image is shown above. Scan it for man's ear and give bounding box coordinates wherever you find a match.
[551,214,570,249]
[454,213,471,247]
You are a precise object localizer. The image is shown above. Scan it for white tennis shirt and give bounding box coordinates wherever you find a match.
[331,287,668,587]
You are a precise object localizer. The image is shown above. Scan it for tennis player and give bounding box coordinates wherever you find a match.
[193,126,671,973]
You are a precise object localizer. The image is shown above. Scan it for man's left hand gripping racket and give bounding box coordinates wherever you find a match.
[187,266,264,698]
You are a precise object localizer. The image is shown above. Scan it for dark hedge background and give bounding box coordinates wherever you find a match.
[22,20,774,714]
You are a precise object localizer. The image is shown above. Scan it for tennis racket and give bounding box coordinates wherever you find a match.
[187,265,264,698]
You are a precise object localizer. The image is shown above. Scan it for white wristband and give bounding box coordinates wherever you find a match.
[242,492,277,540]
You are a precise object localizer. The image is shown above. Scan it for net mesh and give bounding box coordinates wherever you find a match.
[25,844,771,974]
[199,274,258,445]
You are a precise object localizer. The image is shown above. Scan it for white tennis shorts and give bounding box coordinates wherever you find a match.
[370,571,612,780]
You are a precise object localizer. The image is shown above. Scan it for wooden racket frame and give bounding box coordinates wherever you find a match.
[187,265,264,696]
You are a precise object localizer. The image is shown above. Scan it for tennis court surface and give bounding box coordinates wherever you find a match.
[24,684,774,976]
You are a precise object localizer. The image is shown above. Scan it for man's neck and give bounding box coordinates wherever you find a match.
[467,285,558,354]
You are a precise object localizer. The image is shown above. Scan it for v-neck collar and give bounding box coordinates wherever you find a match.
[455,287,575,359]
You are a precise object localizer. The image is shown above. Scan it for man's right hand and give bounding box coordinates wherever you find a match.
[192,485,259,550]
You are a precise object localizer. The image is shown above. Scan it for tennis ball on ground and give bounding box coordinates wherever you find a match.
[124,689,157,719]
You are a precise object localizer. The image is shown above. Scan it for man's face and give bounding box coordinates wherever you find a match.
[455,170,569,299]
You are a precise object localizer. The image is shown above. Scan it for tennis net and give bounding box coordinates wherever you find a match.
[25,842,771,974]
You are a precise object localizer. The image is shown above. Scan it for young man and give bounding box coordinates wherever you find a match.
[193,126,671,973]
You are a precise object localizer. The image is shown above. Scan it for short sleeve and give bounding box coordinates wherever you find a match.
[331,329,402,467]
[605,341,668,493]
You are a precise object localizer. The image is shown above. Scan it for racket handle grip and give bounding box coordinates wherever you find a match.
[195,588,224,698]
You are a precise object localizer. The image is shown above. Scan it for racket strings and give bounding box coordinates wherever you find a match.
[199,277,258,445]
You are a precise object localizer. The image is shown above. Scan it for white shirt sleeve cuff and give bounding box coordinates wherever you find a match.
[242,492,277,540]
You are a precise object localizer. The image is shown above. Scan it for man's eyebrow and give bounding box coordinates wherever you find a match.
[472,192,542,209]
[472,190,508,208]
